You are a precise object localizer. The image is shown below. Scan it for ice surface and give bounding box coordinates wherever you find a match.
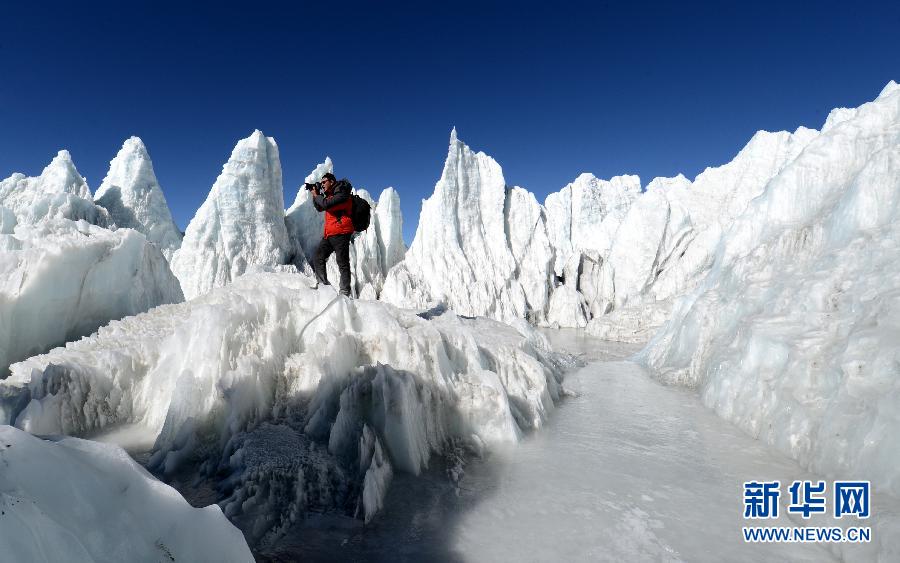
[0,150,111,228]
[0,218,183,378]
[171,130,289,299]
[641,82,900,496]
[0,272,568,541]
[0,425,252,562]
[94,137,183,260]
[451,337,899,563]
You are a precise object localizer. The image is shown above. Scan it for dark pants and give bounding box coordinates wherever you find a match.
[314,234,352,296]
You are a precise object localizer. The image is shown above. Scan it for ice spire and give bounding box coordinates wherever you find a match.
[95,136,183,260]
[170,130,289,299]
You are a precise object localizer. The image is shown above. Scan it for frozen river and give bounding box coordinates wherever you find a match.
[254,330,897,562]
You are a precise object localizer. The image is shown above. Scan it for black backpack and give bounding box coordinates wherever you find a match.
[350,193,371,232]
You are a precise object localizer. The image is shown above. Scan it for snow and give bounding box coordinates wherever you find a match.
[0,425,252,562]
[94,136,183,260]
[640,82,900,497]
[170,130,290,299]
[0,150,111,228]
[0,218,183,378]
[0,272,568,541]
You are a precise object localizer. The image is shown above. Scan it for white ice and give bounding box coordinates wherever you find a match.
[0,425,252,562]
[0,218,183,377]
[171,130,290,299]
[0,273,568,541]
[450,335,900,562]
[0,150,111,228]
[641,80,900,498]
[94,136,183,260]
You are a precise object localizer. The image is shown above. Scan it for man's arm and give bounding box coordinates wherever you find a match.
[313,181,351,209]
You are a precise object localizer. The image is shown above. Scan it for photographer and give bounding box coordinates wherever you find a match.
[306,172,354,297]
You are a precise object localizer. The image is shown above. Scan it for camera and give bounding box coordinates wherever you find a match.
[304,181,322,192]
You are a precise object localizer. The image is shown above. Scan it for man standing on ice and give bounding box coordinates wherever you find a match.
[308,172,354,297]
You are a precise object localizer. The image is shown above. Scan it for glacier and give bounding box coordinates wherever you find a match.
[0,81,898,559]
[94,136,183,260]
[640,80,900,496]
[0,273,568,544]
[0,425,252,562]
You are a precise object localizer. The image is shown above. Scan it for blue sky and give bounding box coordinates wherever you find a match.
[1,1,898,243]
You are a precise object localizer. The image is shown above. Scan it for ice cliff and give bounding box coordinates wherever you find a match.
[640,81,900,496]
[0,273,567,542]
[94,136,183,260]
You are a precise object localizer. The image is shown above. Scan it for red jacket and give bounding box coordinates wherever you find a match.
[313,180,355,237]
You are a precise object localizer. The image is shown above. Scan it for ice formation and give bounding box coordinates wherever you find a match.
[0,218,183,378]
[382,128,555,322]
[94,136,183,260]
[640,81,900,495]
[0,273,567,542]
[0,150,111,228]
[0,426,252,562]
[170,130,289,299]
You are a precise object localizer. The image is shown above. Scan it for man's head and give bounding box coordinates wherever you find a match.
[321,173,337,191]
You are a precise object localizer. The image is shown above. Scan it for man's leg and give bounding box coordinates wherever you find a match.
[314,237,334,286]
[333,234,352,297]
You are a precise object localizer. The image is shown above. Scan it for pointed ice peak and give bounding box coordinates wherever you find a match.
[120,136,150,157]
[878,80,899,99]
[95,135,182,258]
[40,150,91,198]
[303,157,334,184]
[450,127,458,143]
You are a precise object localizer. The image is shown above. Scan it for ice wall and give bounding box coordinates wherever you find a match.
[94,136,183,260]
[170,130,289,299]
[0,273,568,541]
[0,218,183,378]
[0,426,252,562]
[640,81,900,495]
